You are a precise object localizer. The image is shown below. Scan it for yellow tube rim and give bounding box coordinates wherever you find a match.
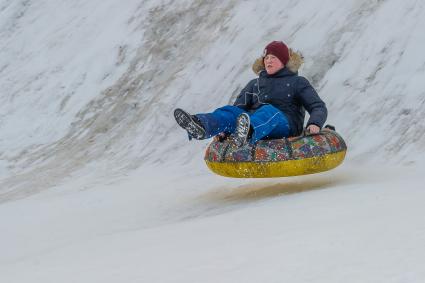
[205,150,346,178]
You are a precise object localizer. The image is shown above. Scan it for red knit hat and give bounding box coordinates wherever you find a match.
[263,41,290,65]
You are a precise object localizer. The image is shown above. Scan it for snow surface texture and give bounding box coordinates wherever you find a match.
[1,0,425,282]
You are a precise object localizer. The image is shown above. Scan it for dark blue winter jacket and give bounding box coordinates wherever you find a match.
[233,67,327,136]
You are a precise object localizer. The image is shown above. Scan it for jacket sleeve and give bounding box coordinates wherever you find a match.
[296,76,328,128]
[233,79,255,110]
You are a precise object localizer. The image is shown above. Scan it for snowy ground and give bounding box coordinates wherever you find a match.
[1,0,425,282]
[2,163,425,282]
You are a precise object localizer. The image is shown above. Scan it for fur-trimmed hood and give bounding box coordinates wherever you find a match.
[252,48,304,75]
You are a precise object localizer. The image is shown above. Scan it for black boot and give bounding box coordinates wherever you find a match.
[174,108,206,140]
[233,113,251,147]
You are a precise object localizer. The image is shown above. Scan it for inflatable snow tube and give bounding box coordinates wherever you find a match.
[204,129,347,178]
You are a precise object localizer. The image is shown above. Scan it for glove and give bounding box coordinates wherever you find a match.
[213,132,230,142]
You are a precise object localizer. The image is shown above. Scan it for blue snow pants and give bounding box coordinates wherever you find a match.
[195,105,290,144]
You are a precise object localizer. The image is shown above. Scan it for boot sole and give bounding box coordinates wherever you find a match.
[234,113,250,147]
[174,108,205,139]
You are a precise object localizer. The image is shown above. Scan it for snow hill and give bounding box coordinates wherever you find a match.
[1,0,425,282]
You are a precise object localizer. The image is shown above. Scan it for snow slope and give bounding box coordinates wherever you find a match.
[1,0,425,282]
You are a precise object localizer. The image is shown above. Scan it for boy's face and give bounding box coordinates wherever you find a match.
[264,54,284,75]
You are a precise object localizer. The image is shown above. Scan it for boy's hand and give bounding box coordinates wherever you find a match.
[307,124,320,134]
[213,132,228,142]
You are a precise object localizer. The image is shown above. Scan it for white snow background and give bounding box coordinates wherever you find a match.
[1,0,425,282]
